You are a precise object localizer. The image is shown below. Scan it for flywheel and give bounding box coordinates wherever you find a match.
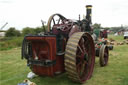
[64,32,95,83]
[99,45,109,67]
[47,13,66,32]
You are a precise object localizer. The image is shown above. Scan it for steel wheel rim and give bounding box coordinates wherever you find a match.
[104,46,109,65]
[99,45,109,66]
[76,33,95,82]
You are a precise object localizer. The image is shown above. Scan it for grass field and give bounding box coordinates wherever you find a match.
[0,35,128,85]
[0,37,23,51]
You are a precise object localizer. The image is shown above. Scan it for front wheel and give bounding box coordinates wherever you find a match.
[99,45,109,67]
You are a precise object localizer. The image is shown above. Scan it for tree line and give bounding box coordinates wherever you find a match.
[93,23,128,33]
[5,23,128,37]
[5,26,46,37]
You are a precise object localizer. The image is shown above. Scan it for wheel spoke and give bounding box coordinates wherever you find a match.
[77,60,88,77]
[76,54,84,60]
[78,37,87,53]
[77,62,82,75]
[104,53,108,57]
[57,18,61,24]
[82,43,88,54]
[52,18,56,25]
[83,38,89,54]
[81,38,86,52]
[78,44,84,54]
[83,60,88,66]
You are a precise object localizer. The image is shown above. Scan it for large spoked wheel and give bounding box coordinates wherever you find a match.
[65,32,95,83]
[47,13,66,32]
[99,45,109,67]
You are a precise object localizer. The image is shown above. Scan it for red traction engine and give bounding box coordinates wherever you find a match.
[22,5,109,83]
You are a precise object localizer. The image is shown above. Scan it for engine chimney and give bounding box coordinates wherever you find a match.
[86,5,92,24]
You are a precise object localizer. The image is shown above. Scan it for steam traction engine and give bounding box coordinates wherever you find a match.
[22,5,109,83]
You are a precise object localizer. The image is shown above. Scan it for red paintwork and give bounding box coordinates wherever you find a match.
[26,36,65,76]
[24,20,81,77]
[69,25,81,37]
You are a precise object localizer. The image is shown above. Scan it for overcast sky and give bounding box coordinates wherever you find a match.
[0,0,128,30]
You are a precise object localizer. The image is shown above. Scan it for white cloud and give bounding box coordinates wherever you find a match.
[0,0,128,30]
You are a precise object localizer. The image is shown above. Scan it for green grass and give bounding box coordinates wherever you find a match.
[0,37,23,51]
[85,45,128,85]
[0,47,30,85]
[0,35,128,85]
[108,34,124,42]
[0,48,79,85]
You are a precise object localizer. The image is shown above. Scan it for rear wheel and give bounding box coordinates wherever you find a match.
[65,32,95,83]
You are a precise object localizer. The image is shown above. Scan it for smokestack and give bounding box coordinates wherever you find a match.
[86,5,92,24]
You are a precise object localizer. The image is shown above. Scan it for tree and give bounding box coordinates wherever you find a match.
[93,23,101,29]
[34,27,43,34]
[22,27,35,36]
[103,27,110,30]
[5,27,21,37]
[22,26,48,36]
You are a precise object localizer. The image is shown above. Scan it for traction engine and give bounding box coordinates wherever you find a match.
[22,5,109,83]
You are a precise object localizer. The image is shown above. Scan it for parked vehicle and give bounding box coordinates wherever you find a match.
[124,32,128,39]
